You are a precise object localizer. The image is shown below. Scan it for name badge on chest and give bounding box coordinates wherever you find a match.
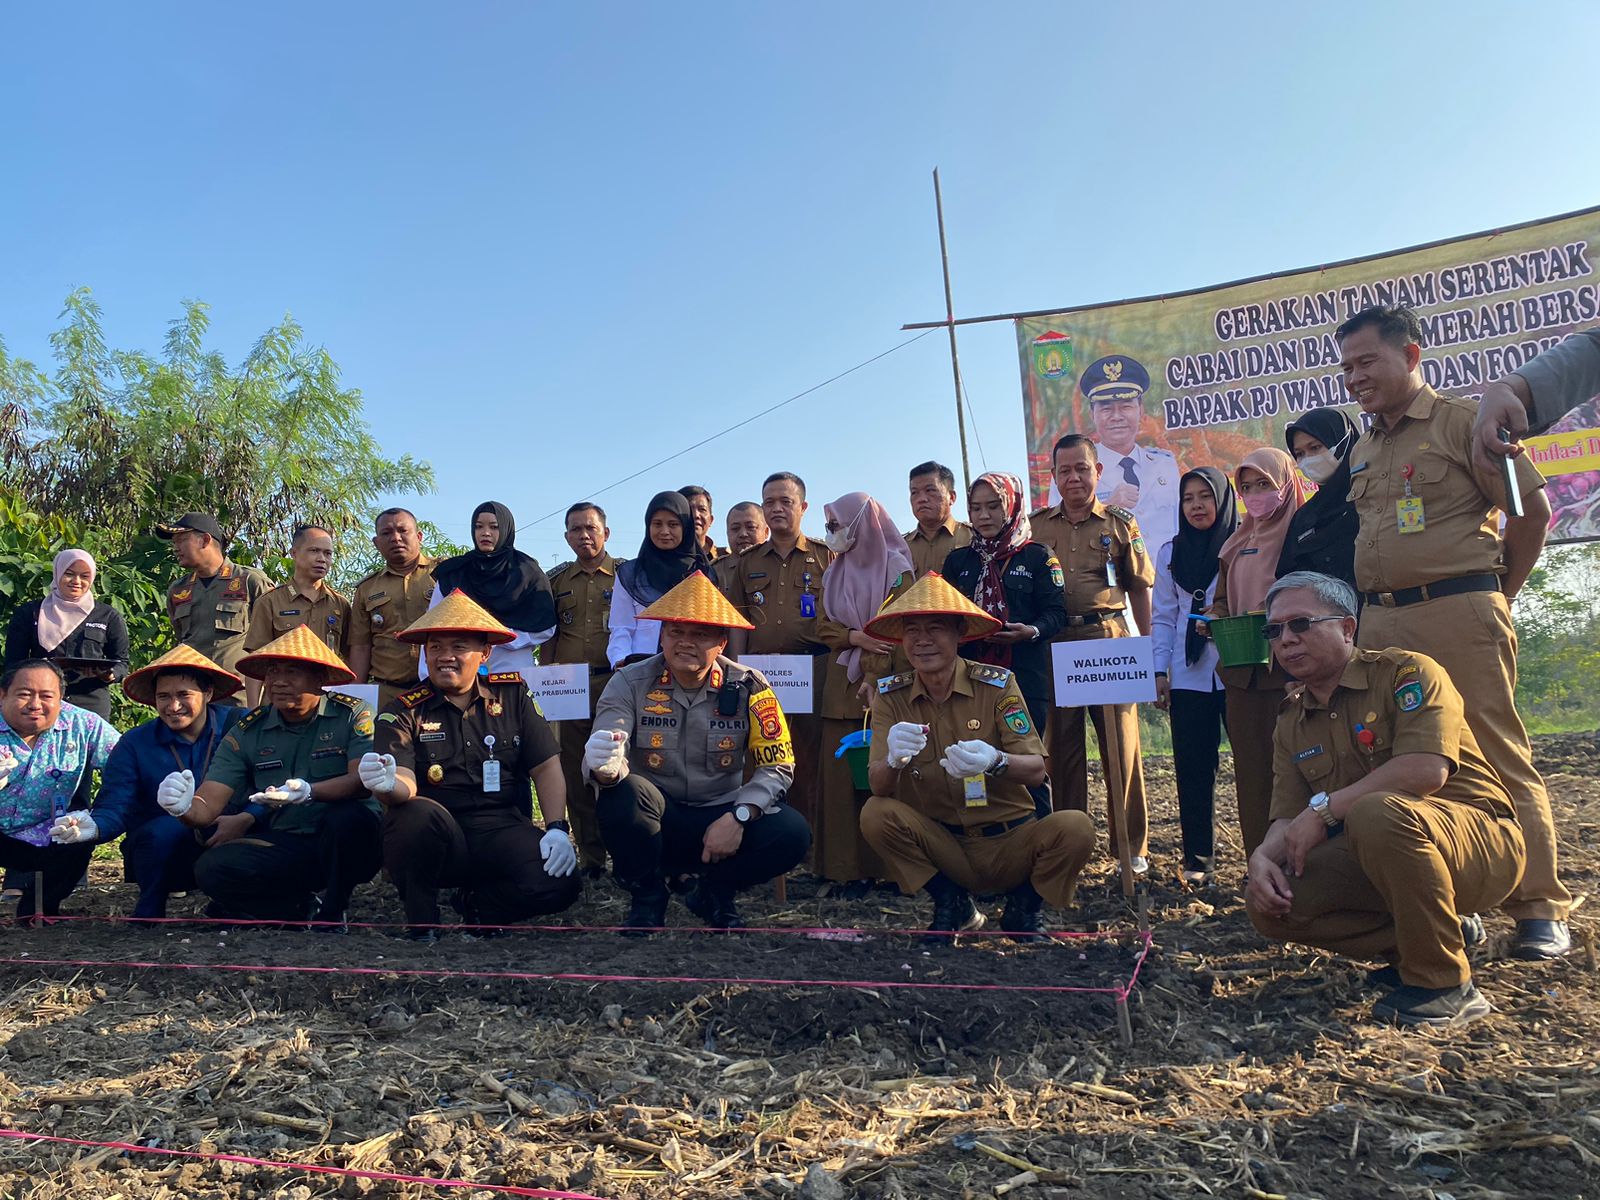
[482,734,501,793]
[964,773,988,807]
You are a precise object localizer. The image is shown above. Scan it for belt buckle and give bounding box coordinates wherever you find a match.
[1377,592,1396,607]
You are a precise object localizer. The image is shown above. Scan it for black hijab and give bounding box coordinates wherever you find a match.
[431,501,556,633]
[1168,467,1238,666]
[618,491,711,606]
[1277,408,1361,580]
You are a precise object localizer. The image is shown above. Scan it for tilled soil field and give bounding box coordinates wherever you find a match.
[0,734,1595,1199]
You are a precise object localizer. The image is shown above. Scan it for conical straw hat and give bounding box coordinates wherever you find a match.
[397,588,516,645]
[236,623,358,684]
[864,571,1002,643]
[639,571,755,631]
[122,643,244,708]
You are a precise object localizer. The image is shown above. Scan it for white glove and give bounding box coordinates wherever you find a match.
[885,722,929,769]
[540,827,577,878]
[583,729,628,778]
[0,748,17,791]
[157,769,195,817]
[50,812,99,844]
[940,739,999,778]
[249,778,312,806]
[359,752,397,793]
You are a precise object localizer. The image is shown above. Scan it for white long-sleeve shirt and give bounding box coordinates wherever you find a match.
[1152,539,1222,694]
[605,578,661,667]
[417,584,554,681]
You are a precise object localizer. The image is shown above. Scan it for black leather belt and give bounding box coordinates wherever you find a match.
[940,814,1035,839]
[1064,612,1111,627]
[1364,573,1500,609]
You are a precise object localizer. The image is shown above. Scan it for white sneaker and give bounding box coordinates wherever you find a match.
[1128,856,1149,876]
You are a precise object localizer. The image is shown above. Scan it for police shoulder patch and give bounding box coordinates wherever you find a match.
[967,663,1012,689]
[1047,555,1064,588]
[487,671,523,686]
[398,684,436,709]
[877,671,914,694]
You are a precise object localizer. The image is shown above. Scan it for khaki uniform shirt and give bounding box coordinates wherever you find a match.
[1349,385,1545,593]
[906,518,973,578]
[207,693,377,836]
[245,581,352,657]
[713,551,747,597]
[166,559,273,672]
[869,659,1046,828]
[1271,647,1514,823]
[545,556,619,674]
[728,535,834,654]
[1030,500,1154,619]
[349,558,437,687]
[593,655,794,811]
[376,673,559,818]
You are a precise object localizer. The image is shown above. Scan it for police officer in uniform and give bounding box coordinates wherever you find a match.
[157,626,381,927]
[860,574,1095,940]
[725,471,833,829]
[244,524,352,668]
[586,573,811,931]
[156,513,272,673]
[365,591,579,939]
[544,501,622,877]
[1081,354,1182,547]
[1247,572,1526,1026]
[906,461,973,577]
[349,507,437,711]
[1338,305,1568,960]
[1030,435,1156,874]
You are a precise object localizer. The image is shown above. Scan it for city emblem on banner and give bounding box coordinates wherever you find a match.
[1031,330,1073,380]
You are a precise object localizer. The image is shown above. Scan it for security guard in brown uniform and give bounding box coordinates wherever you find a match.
[1029,435,1155,873]
[906,460,973,577]
[245,524,351,675]
[544,501,622,877]
[1247,571,1526,1026]
[861,574,1095,941]
[156,512,272,673]
[366,590,579,939]
[349,507,437,711]
[1337,305,1567,960]
[726,471,833,829]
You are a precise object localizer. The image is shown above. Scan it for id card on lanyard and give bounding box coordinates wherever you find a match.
[482,734,501,793]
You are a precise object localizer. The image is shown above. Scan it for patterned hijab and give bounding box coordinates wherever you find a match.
[966,473,1033,669]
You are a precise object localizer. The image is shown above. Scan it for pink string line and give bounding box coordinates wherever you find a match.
[0,1127,608,1198]
[0,952,1142,997]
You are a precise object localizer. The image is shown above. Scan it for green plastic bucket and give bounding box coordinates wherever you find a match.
[1211,611,1270,668]
[845,746,872,791]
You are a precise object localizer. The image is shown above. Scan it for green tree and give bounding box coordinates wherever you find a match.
[1511,542,1600,731]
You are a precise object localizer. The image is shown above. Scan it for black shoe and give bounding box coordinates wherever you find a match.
[1366,964,1402,990]
[836,879,873,901]
[1512,919,1570,960]
[1000,881,1047,941]
[1372,982,1492,1026]
[309,898,349,934]
[1459,912,1487,948]
[683,879,745,930]
[448,890,504,938]
[404,928,438,945]
[581,863,607,882]
[923,873,985,946]
[620,882,669,937]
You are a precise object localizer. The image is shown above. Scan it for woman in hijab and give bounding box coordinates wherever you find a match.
[608,492,711,669]
[1206,449,1308,858]
[426,501,556,678]
[4,549,129,720]
[1151,468,1237,884]
[813,492,915,892]
[1277,407,1362,588]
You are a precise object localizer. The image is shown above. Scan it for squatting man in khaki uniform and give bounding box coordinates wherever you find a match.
[1246,571,1526,1027]
[862,574,1095,943]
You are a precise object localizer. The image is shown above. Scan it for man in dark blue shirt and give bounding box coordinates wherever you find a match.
[51,646,246,919]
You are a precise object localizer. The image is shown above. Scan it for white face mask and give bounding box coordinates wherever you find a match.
[1298,452,1341,484]
[825,527,856,554]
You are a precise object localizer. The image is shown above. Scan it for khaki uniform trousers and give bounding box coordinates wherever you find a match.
[861,797,1095,907]
[814,717,886,883]
[1249,792,1526,989]
[1219,662,1289,857]
[556,718,607,871]
[1359,589,1568,921]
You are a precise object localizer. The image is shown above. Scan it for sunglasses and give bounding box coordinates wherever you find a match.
[1262,615,1347,642]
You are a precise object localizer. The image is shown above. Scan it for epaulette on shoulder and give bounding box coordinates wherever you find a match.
[1105,504,1137,525]
[487,671,525,686]
[355,565,387,587]
[967,663,1012,688]
[325,690,362,710]
[546,560,575,579]
[234,705,269,731]
[1028,504,1054,519]
[877,671,914,694]
[737,543,761,557]
[398,683,436,709]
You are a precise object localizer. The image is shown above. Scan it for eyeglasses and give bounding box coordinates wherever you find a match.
[1262,615,1347,642]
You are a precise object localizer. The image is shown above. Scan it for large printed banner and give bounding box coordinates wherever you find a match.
[1017,206,1600,544]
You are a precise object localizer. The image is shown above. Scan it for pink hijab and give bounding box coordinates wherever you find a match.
[820,492,914,681]
[1217,449,1306,614]
[37,549,98,652]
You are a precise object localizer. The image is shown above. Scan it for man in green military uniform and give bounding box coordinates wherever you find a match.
[544,501,621,878]
[157,625,381,928]
[349,507,437,711]
[156,512,273,673]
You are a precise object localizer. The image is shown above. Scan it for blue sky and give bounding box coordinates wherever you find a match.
[4,2,1598,565]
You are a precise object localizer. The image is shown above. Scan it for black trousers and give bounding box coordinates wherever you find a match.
[1022,690,1054,819]
[194,803,381,921]
[597,775,811,894]
[0,834,92,918]
[1168,687,1229,867]
[382,797,581,926]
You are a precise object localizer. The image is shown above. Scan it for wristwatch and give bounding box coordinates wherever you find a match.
[1307,791,1338,828]
[984,751,1010,777]
[734,803,756,824]
[546,819,571,834]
